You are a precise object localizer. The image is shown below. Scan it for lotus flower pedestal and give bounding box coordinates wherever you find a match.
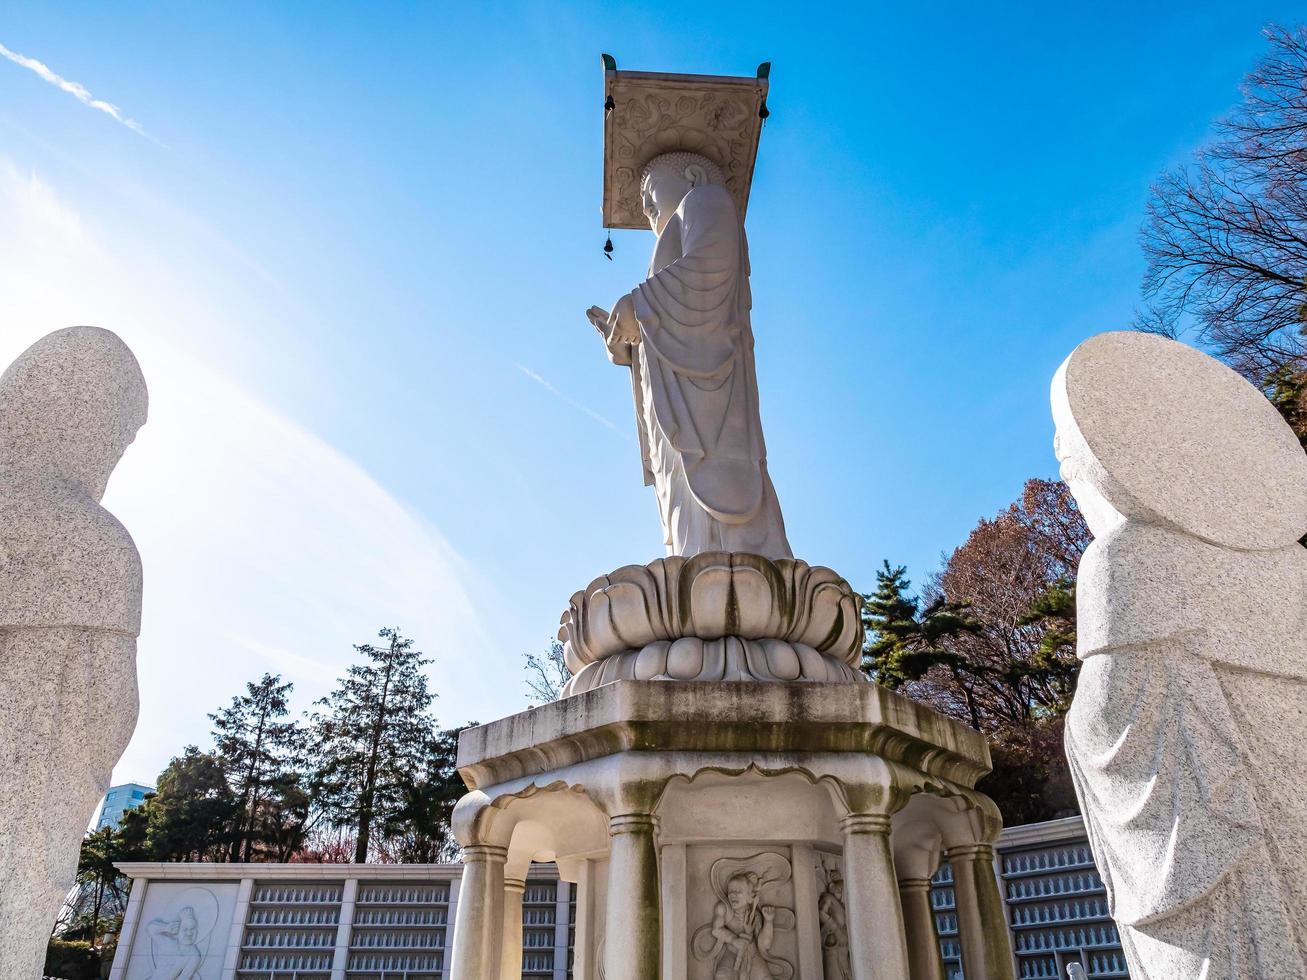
[446,557,1015,980]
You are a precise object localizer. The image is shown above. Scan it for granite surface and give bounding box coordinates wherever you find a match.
[1053,331,1307,979]
[0,327,146,978]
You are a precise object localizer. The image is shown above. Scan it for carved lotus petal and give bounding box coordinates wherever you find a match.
[557,553,865,687]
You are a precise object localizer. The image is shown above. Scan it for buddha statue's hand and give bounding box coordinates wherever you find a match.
[586,306,610,333]
[608,293,640,346]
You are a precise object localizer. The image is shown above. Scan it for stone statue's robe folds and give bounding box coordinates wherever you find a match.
[1066,522,1307,978]
[609,182,790,559]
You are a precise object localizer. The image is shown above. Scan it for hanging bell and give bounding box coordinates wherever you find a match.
[603,233,614,260]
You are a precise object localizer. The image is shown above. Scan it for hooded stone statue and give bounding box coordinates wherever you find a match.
[1052,331,1307,979]
[592,151,791,559]
[0,326,147,978]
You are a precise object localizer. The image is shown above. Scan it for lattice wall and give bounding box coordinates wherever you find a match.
[931,833,1130,979]
[238,882,341,980]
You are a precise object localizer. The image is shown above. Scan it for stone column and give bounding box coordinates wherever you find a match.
[603,813,660,980]
[571,860,594,980]
[330,877,358,980]
[450,843,508,980]
[107,877,148,980]
[220,877,254,980]
[841,813,910,980]
[944,843,1014,980]
[501,876,526,979]
[442,873,462,980]
[897,876,944,980]
[790,843,825,975]
[659,842,687,978]
[552,879,571,980]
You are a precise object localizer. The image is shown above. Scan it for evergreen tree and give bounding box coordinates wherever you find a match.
[253,774,312,862]
[58,827,128,943]
[861,562,981,714]
[380,724,469,863]
[209,673,301,861]
[308,628,437,863]
[1020,577,1079,709]
[145,747,240,861]
[862,479,1091,825]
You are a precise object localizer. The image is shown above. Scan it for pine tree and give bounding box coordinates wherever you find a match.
[209,673,301,862]
[308,628,437,863]
[58,827,128,943]
[860,563,921,686]
[860,562,980,701]
[1020,577,1079,711]
[380,724,469,863]
[145,747,240,861]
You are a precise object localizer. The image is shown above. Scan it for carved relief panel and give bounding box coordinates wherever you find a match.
[814,851,852,980]
[687,848,797,979]
[123,882,238,980]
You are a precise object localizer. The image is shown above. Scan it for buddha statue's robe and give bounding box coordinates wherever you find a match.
[607,182,791,559]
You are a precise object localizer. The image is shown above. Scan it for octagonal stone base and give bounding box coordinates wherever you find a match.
[446,682,1016,980]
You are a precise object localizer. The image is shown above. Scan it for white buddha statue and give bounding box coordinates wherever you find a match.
[590,151,791,559]
[1052,330,1307,979]
[0,327,147,978]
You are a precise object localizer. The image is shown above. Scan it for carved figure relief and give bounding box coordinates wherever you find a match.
[691,852,796,980]
[143,886,220,979]
[815,855,851,980]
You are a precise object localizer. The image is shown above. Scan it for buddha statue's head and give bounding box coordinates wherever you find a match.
[640,151,726,235]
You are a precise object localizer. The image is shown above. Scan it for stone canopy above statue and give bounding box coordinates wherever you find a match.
[601,54,770,229]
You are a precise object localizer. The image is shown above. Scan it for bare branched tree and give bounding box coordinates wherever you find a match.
[1139,25,1307,382]
[524,639,570,705]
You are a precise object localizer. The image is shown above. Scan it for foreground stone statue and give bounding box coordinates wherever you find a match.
[1052,331,1307,979]
[0,327,147,978]
[446,57,1016,980]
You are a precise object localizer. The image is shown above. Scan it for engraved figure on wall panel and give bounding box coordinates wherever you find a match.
[691,852,796,980]
[143,887,220,980]
[1052,331,1307,978]
[815,854,851,980]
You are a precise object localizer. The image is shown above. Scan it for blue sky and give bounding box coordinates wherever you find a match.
[0,1,1297,784]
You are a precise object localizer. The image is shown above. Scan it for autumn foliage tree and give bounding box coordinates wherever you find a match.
[863,479,1090,824]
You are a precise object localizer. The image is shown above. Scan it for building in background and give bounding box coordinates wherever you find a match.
[94,783,152,830]
[933,815,1127,979]
[109,815,1124,980]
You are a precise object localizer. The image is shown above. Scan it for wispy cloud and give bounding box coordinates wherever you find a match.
[514,362,627,437]
[0,162,502,782]
[0,41,155,141]
[229,634,343,687]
